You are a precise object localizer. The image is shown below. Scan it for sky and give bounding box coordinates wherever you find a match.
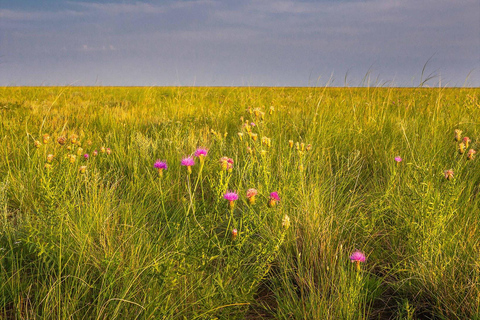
[0,0,479,87]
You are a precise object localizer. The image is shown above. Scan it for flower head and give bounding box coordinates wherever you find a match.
[76,147,84,156]
[79,166,87,174]
[224,191,238,201]
[84,153,89,160]
[70,134,78,144]
[181,157,195,174]
[268,192,280,208]
[231,229,238,240]
[219,156,234,172]
[270,192,280,201]
[154,160,168,170]
[444,169,454,180]
[42,134,50,144]
[106,148,112,155]
[195,148,208,157]
[246,188,258,198]
[246,188,258,204]
[46,154,54,163]
[181,157,195,167]
[34,140,41,148]
[57,136,66,145]
[224,191,238,209]
[93,150,98,156]
[350,250,366,271]
[467,149,476,160]
[195,148,208,164]
[394,156,402,163]
[154,160,168,177]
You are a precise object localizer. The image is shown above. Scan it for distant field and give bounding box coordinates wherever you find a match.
[1,86,479,319]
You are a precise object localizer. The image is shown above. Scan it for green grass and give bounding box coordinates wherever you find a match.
[0,86,479,319]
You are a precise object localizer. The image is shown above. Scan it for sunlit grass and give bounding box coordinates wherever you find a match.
[0,86,479,319]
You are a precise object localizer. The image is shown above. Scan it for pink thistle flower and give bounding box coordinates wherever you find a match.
[195,148,208,164]
[224,191,238,209]
[181,157,195,167]
[224,191,238,201]
[250,122,256,127]
[270,192,280,201]
[84,153,89,160]
[154,160,168,177]
[268,192,280,207]
[194,148,208,158]
[154,160,168,170]
[394,156,402,162]
[181,157,195,174]
[350,251,366,263]
[93,150,98,156]
[350,250,366,271]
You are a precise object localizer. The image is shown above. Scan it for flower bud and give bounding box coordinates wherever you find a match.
[57,136,66,145]
[42,134,50,144]
[467,149,476,160]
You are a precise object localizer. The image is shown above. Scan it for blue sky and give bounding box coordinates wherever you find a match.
[1,0,479,86]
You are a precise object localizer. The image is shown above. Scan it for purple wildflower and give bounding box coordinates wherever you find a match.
[84,153,89,160]
[194,148,208,158]
[181,157,195,174]
[154,160,168,170]
[224,191,238,210]
[350,250,366,271]
[394,156,402,162]
[224,192,239,201]
[154,160,168,177]
[350,251,366,263]
[181,157,195,167]
[268,192,280,208]
[270,192,280,201]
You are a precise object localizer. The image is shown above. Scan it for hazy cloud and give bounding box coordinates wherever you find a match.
[0,0,478,86]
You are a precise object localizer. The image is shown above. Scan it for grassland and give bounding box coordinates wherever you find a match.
[0,86,479,319]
